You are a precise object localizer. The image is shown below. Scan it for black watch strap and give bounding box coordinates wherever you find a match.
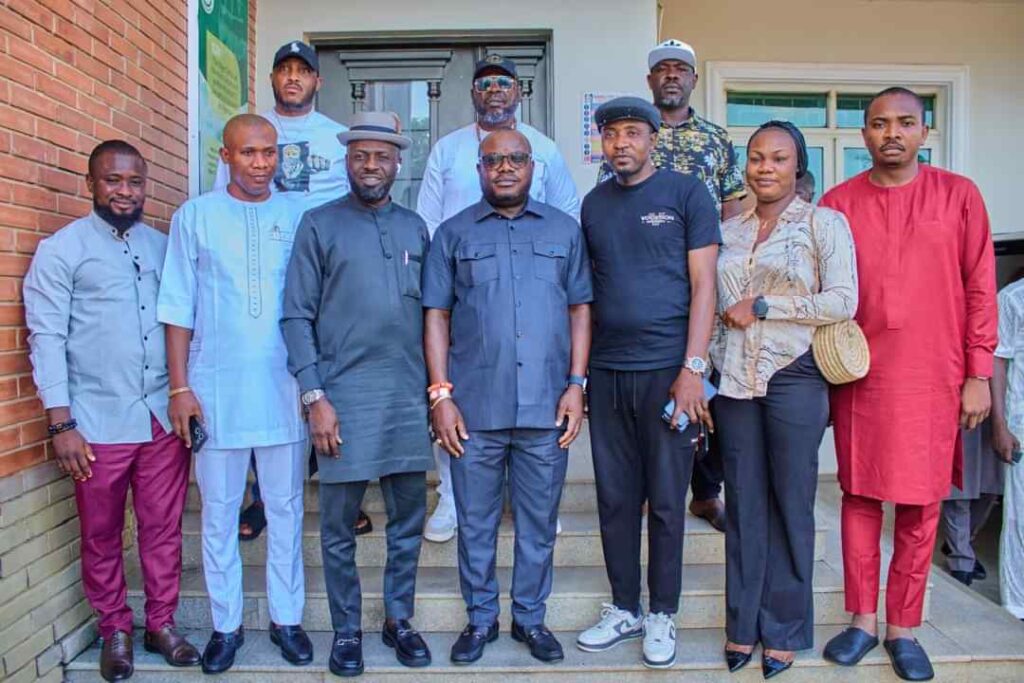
[48,419,78,436]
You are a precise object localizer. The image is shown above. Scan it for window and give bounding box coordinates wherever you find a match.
[704,63,968,199]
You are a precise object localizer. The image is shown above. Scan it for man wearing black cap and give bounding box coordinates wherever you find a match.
[416,53,580,544]
[576,97,719,670]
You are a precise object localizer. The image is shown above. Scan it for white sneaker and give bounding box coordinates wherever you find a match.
[642,612,676,669]
[424,498,457,543]
[576,603,643,652]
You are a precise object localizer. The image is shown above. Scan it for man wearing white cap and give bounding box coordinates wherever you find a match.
[597,39,746,533]
[416,54,580,543]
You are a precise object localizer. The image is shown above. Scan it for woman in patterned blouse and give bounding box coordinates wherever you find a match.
[709,121,858,678]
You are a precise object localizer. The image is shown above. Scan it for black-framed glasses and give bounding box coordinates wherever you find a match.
[473,75,515,92]
[479,152,532,170]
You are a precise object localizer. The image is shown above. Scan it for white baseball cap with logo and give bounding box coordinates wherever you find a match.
[648,39,697,71]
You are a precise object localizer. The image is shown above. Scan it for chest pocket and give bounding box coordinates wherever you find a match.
[402,252,423,299]
[532,240,568,285]
[456,243,499,287]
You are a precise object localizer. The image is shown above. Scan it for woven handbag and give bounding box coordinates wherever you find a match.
[808,209,870,384]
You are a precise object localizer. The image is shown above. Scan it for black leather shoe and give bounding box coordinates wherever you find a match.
[450,622,499,664]
[724,647,752,672]
[762,653,794,679]
[382,619,431,668]
[823,627,879,666]
[328,631,364,678]
[269,622,313,666]
[511,621,564,663]
[729,647,753,671]
[201,627,244,675]
[972,559,987,581]
[884,638,935,681]
[950,569,973,586]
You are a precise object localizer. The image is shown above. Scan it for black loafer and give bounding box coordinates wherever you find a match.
[972,559,987,581]
[450,621,499,664]
[511,621,564,663]
[823,627,879,666]
[762,653,794,679]
[884,638,935,681]
[201,626,245,674]
[269,622,313,665]
[382,619,431,668]
[724,647,753,672]
[950,569,973,586]
[329,631,364,678]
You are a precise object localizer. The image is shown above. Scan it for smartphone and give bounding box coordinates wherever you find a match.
[662,378,718,432]
[188,416,208,454]
[1013,449,1023,465]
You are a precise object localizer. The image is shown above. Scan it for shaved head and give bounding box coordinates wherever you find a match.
[478,128,532,156]
[222,114,276,151]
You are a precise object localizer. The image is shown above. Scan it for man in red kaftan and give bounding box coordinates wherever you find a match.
[818,87,997,682]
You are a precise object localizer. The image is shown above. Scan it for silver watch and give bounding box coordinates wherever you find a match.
[300,388,326,406]
[684,356,708,376]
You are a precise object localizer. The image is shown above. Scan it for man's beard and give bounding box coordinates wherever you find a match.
[274,87,316,113]
[349,176,394,204]
[94,199,143,232]
[654,89,687,111]
[482,185,528,208]
[475,101,518,127]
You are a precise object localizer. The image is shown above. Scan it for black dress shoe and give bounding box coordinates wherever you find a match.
[884,638,934,681]
[382,619,431,668]
[762,653,794,679]
[823,627,879,666]
[201,627,245,674]
[724,647,752,672]
[940,540,951,556]
[450,622,499,664]
[328,631,364,678]
[950,569,973,586]
[269,622,313,665]
[511,621,564,663]
[972,559,987,581]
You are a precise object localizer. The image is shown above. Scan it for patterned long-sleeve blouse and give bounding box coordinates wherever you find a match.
[710,197,858,399]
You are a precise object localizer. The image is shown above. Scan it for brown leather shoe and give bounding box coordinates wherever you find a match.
[100,630,134,682]
[143,625,201,667]
[689,497,727,533]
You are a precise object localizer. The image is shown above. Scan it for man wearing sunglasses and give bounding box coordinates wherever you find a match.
[423,129,592,664]
[417,55,581,544]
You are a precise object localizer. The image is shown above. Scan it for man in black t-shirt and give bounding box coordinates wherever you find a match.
[575,97,720,670]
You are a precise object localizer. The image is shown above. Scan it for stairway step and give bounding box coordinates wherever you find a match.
[124,561,921,632]
[172,510,827,569]
[66,623,1009,682]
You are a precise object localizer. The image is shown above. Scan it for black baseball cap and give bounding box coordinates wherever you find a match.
[273,40,319,72]
[473,54,517,80]
[595,96,662,132]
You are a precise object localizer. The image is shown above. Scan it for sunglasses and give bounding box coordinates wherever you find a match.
[478,152,532,170]
[473,75,516,92]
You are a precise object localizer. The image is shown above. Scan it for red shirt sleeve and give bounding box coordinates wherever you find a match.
[959,181,998,378]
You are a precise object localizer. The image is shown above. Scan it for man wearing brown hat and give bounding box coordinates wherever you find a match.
[282,111,435,677]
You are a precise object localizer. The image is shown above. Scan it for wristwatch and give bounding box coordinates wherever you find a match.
[684,356,708,376]
[567,374,588,390]
[752,295,769,320]
[300,388,326,406]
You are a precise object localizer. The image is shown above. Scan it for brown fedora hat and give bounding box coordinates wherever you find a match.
[337,110,412,149]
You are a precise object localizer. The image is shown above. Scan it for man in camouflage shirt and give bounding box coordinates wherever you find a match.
[597,39,746,531]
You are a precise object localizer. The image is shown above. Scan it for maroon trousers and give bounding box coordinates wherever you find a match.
[76,414,190,638]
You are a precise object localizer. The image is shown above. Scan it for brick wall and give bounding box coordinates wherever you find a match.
[0,0,246,680]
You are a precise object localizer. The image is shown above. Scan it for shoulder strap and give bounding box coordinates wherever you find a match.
[808,206,822,293]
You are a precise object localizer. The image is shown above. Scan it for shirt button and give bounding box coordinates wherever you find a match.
[512,248,518,254]
[140,305,146,310]
[123,250,128,254]
[517,361,523,367]
[517,331,523,338]
[385,252,393,259]
[137,276,142,282]
[143,336,148,341]
[516,300,522,307]
[144,365,149,370]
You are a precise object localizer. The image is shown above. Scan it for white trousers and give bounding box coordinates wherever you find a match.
[1001,438,1024,619]
[195,442,306,632]
[433,444,454,512]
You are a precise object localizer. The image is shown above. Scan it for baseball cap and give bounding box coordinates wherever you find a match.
[648,39,696,71]
[595,96,662,133]
[473,54,518,80]
[273,40,319,73]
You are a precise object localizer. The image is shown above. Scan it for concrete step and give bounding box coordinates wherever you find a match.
[65,623,1021,682]
[124,561,918,632]
[172,510,828,569]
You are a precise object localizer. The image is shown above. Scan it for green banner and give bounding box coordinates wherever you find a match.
[198,0,248,193]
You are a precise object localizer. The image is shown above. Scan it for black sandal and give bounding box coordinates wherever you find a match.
[355,510,373,536]
[238,501,267,541]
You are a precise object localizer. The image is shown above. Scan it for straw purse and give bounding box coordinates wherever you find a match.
[808,209,870,384]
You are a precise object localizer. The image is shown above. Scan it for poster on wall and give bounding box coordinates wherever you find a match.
[198,0,249,193]
[581,92,628,165]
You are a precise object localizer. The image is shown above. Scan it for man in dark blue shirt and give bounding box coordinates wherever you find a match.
[422,129,592,665]
[575,97,720,669]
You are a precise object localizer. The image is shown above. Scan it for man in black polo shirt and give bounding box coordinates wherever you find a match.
[575,97,719,670]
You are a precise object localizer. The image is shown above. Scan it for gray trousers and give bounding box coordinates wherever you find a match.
[714,352,827,650]
[450,428,567,628]
[941,495,998,572]
[319,471,426,633]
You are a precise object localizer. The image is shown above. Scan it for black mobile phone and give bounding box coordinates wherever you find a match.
[188,416,208,454]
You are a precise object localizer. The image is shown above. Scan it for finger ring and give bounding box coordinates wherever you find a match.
[435,438,442,445]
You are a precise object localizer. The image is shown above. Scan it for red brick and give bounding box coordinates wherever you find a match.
[15,230,44,254]
[37,0,75,23]
[74,8,111,44]
[0,277,22,302]
[12,183,56,211]
[0,364,34,392]
[9,83,59,120]
[0,155,42,184]
[38,166,79,194]
[55,105,95,136]
[8,35,55,75]
[36,118,79,151]
[35,73,78,107]
[0,377,18,401]
[0,443,46,478]
[18,375,37,398]
[0,254,31,278]
[0,426,23,453]
[73,50,110,83]
[20,417,49,444]
[54,18,93,52]
[0,228,15,251]
[33,28,77,66]
[0,203,40,230]
[56,193,90,217]
[0,328,19,351]
[39,211,68,234]
[7,0,56,31]
[95,0,129,34]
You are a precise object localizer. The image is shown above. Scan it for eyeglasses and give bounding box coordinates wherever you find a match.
[473,76,516,92]
[478,152,532,169]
